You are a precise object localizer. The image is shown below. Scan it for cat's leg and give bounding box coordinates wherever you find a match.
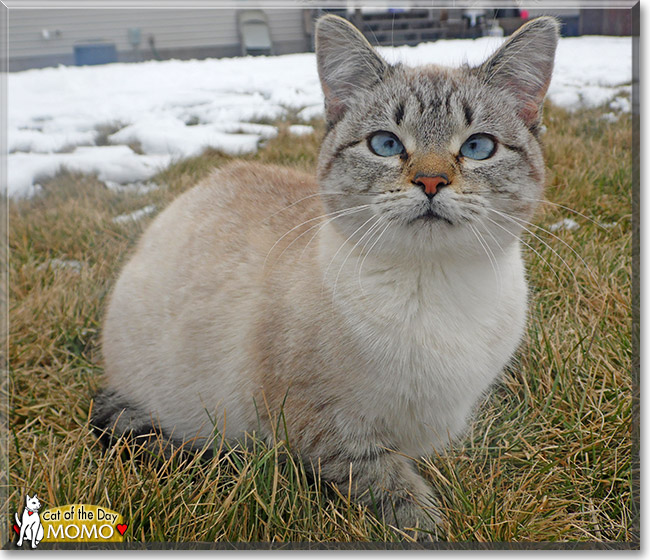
[34,523,44,546]
[316,445,442,539]
[273,402,442,538]
[22,524,32,547]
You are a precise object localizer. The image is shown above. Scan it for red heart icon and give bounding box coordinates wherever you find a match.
[116,524,128,536]
[13,524,19,535]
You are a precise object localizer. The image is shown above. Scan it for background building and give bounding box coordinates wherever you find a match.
[6,6,632,72]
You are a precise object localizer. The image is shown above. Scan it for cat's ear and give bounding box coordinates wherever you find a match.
[478,17,559,130]
[315,15,388,125]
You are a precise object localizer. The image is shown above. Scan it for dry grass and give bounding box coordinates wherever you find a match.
[7,106,636,547]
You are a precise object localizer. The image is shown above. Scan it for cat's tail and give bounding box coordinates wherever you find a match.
[90,389,208,460]
[91,389,165,450]
[15,512,21,527]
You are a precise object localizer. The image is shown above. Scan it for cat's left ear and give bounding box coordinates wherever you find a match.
[478,17,559,130]
[315,15,388,125]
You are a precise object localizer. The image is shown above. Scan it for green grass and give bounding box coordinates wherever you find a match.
[7,107,636,545]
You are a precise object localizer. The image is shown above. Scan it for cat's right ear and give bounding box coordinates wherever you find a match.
[315,15,388,125]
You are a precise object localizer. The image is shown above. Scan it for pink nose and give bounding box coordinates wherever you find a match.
[413,174,450,199]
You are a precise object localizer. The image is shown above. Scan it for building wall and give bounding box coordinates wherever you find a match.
[527,7,632,37]
[579,8,633,36]
[8,8,308,71]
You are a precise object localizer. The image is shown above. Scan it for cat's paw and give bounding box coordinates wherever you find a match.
[387,494,443,541]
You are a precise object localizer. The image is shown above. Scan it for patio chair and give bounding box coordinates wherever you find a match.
[238,10,273,56]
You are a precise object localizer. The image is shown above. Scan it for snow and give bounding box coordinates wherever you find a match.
[107,116,267,159]
[288,125,315,136]
[549,218,580,232]
[112,205,157,224]
[601,112,619,123]
[9,128,96,153]
[104,180,160,195]
[610,96,632,113]
[36,258,83,273]
[8,35,632,199]
[8,147,171,198]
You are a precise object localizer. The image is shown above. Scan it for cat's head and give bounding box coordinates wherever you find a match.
[315,15,559,259]
[25,494,41,511]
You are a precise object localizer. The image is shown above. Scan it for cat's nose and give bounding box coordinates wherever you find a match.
[413,173,450,200]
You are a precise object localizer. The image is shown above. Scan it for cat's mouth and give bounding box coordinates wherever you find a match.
[410,208,453,226]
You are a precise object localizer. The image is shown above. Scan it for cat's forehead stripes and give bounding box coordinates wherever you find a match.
[382,71,479,147]
[462,102,473,127]
[394,102,405,126]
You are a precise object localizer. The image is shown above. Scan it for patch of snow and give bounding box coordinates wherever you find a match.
[297,104,324,122]
[214,122,278,139]
[288,124,314,136]
[610,96,632,113]
[9,128,95,153]
[601,112,619,123]
[108,117,263,158]
[8,146,171,198]
[549,218,580,232]
[104,180,160,194]
[112,204,157,224]
[37,258,83,273]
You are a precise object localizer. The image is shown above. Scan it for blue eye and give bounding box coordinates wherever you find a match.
[460,134,496,160]
[369,131,405,157]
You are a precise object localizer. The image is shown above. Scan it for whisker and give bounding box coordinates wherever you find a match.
[519,197,609,232]
[357,219,392,295]
[263,192,375,222]
[264,205,371,269]
[350,217,387,291]
[275,206,371,266]
[469,223,502,297]
[478,219,507,256]
[298,202,381,261]
[491,208,597,280]
[298,213,339,260]
[482,215,560,282]
[322,214,379,290]
[486,208,579,285]
[332,214,384,299]
[355,214,387,259]
[483,192,608,233]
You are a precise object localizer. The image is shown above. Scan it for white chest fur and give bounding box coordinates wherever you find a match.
[322,238,528,457]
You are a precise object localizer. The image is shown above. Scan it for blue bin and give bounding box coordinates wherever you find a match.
[74,43,117,66]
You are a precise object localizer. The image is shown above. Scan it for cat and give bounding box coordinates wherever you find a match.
[93,15,559,537]
[15,494,44,548]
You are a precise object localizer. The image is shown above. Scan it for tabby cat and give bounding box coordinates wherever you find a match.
[94,15,559,536]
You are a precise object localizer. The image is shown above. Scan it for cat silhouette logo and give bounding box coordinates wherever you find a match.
[13,499,126,545]
[14,494,44,548]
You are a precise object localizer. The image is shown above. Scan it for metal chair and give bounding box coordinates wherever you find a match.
[238,10,273,56]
